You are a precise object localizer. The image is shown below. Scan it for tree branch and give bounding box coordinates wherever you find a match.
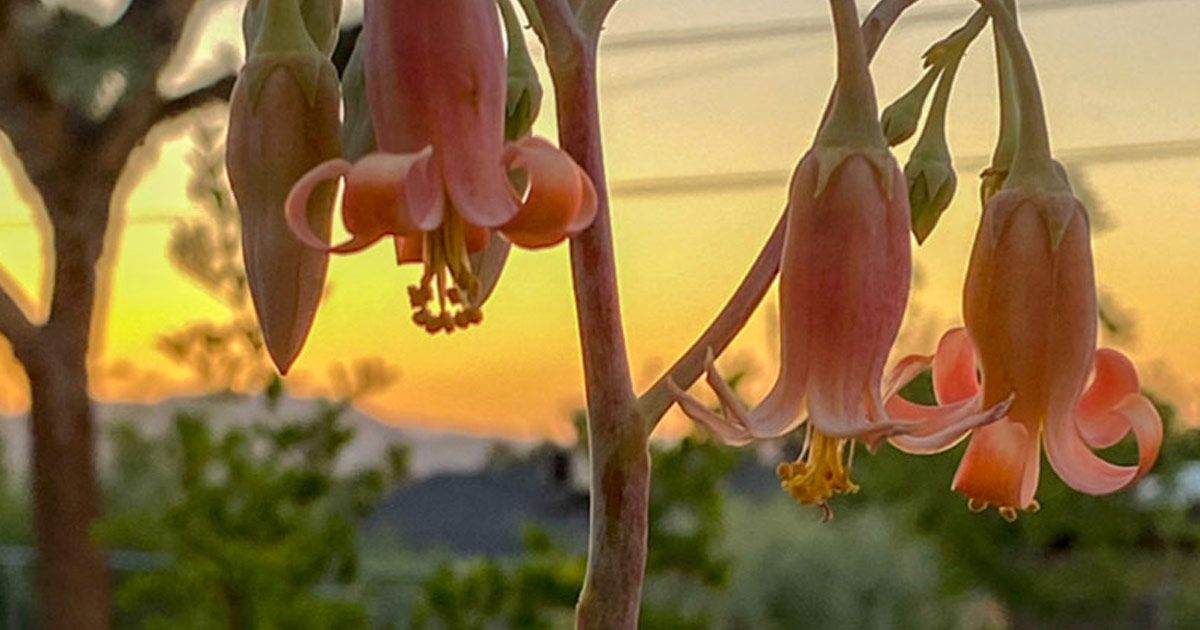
[0,263,37,351]
[154,75,236,124]
[638,0,919,429]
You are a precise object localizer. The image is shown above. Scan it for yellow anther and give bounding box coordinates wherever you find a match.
[777,429,859,517]
[967,497,989,513]
[998,506,1018,522]
[405,212,485,335]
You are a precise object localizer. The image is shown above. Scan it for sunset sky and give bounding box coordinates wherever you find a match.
[1,0,1198,439]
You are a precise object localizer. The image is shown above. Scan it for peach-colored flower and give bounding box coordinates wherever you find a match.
[885,191,1162,520]
[286,0,596,333]
[672,151,1005,517]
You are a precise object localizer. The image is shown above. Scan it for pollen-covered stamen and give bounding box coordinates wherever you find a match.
[408,212,485,334]
[777,426,860,520]
[965,497,1037,521]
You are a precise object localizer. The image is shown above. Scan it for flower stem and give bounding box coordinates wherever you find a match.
[989,0,1020,172]
[976,0,1066,191]
[529,2,648,628]
[914,10,987,156]
[816,0,887,150]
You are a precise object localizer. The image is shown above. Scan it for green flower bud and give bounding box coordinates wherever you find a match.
[500,0,543,141]
[880,66,939,146]
[340,32,375,161]
[226,52,342,373]
[906,152,957,244]
[244,0,342,58]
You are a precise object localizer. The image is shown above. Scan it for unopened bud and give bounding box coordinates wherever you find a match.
[905,153,957,244]
[340,32,376,161]
[880,66,940,147]
[226,52,342,373]
[500,0,543,141]
[244,0,343,57]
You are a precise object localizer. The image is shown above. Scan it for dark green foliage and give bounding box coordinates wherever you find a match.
[409,526,584,630]
[97,396,408,630]
[852,369,1200,627]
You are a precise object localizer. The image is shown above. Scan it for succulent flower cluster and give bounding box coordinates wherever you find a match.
[226,0,1163,523]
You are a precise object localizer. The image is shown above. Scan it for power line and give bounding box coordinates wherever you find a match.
[1,137,1197,231]
[609,137,1200,198]
[601,0,1182,53]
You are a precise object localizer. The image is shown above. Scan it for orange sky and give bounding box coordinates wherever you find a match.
[2,0,1199,438]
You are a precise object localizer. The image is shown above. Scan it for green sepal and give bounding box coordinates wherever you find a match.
[244,0,342,57]
[500,0,543,141]
[339,33,376,161]
[241,51,331,112]
[1036,166,1078,250]
[880,66,940,147]
[905,153,957,244]
[812,144,897,200]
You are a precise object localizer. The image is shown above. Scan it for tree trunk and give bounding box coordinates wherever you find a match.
[13,180,114,630]
[26,348,110,630]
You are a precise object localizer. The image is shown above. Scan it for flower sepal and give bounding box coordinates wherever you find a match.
[905,148,957,244]
[810,144,897,201]
[238,51,332,112]
[880,67,940,146]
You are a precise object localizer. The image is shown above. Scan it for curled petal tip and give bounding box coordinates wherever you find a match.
[286,158,351,251]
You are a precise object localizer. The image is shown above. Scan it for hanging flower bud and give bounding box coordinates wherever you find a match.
[227,0,341,373]
[880,66,939,146]
[499,0,543,141]
[905,154,956,244]
[340,30,375,161]
[244,0,343,57]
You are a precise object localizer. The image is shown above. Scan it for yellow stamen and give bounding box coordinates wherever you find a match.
[408,212,484,334]
[777,427,860,519]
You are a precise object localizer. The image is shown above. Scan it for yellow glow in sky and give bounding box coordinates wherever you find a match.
[2,0,1199,437]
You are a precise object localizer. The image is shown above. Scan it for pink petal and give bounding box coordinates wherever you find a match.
[887,394,1011,455]
[951,419,1041,510]
[566,162,599,233]
[1076,348,1141,448]
[703,350,806,440]
[286,158,352,250]
[1045,393,1163,496]
[668,377,754,446]
[394,236,424,264]
[932,327,980,404]
[403,151,446,231]
[499,137,596,249]
[882,353,931,401]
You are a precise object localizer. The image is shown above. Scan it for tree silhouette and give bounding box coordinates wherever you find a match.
[0,2,233,628]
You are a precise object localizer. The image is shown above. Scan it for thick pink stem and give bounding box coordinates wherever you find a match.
[531,1,647,628]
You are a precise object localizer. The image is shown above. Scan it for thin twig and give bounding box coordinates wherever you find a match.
[0,264,36,350]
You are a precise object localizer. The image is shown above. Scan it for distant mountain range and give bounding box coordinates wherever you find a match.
[0,393,532,479]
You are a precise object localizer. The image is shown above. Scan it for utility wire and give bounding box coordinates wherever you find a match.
[601,0,1184,52]
[1,137,1198,231]
[609,137,1200,198]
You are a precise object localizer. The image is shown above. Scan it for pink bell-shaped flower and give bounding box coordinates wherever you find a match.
[884,0,1162,520]
[286,0,596,334]
[671,0,1007,518]
[886,193,1162,520]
